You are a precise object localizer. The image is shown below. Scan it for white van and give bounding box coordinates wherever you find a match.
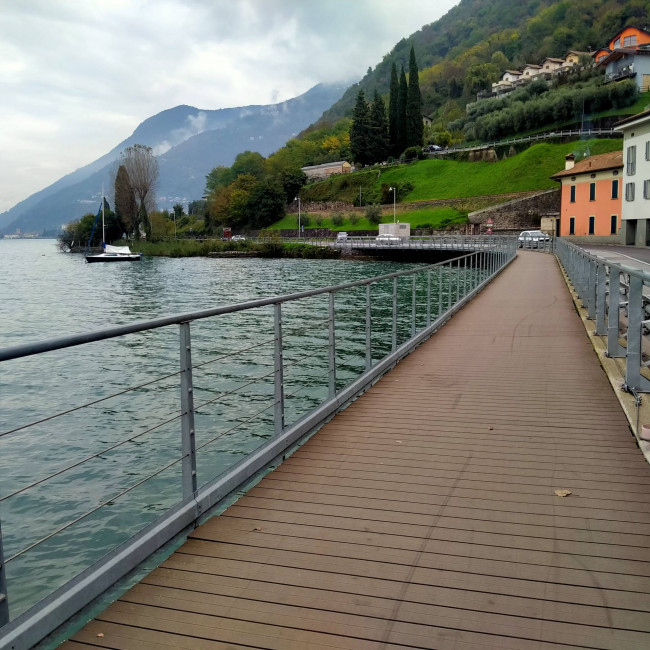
[336,232,349,242]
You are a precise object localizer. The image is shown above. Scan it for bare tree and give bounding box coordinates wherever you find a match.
[119,144,159,238]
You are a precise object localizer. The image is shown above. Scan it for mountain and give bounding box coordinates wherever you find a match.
[316,0,649,125]
[0,83,345,235]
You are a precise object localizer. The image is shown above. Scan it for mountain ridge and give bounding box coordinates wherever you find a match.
[1,83,346,235]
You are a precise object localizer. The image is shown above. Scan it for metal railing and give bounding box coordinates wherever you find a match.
[428,129,621,156]
[0,240,516,649]
[556,239,650,393]
[306,235,513,250]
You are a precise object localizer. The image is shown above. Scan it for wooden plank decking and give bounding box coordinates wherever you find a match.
[62,251,650,650]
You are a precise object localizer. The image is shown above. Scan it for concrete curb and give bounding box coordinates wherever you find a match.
[555,255,650,463]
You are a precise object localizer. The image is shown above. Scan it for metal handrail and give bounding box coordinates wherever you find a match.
[0,239,517,649]
[555,239,650,394]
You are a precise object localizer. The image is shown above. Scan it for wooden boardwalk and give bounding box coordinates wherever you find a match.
[62,251,650,650]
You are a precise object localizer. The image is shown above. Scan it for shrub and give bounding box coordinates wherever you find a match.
[331,212,344,226]
[401,146,422,162]
[349,213,360,225]
[365,204,382,225]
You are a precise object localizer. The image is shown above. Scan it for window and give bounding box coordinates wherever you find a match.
[614,38,621,48]
[624,35,637,46]
[569,217,575,235]
[612,179,619,199]
[644,180,650,199]
[589,216,595,235]
[611,215,618,234]
[646,141,650,161]
[626,182,636,201]
[570,185,576,202]
[627,145,637,175]
[589,183,596,201]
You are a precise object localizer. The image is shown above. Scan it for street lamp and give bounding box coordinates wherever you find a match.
[389,187,396,223]
[295,196,301,239]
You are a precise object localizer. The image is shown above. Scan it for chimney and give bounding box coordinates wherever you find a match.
[565,153,575,170]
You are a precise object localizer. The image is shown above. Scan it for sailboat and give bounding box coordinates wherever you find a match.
[85,191,142,263]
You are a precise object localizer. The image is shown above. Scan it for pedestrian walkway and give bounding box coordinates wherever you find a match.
[62,251,650,649]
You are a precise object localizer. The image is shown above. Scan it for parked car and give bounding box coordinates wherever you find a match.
[376,233,401,244]
[518,230,550,249]
[424,144,442,152]
[336,232,348,242]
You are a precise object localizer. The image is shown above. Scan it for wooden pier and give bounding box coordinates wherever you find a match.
[62,251,650,649]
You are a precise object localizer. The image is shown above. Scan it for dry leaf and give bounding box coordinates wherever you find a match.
[97,633,105,638]
[554,489,572,498]
[395,440,402,444]
[253,527,262,531]
[488,426,493,430]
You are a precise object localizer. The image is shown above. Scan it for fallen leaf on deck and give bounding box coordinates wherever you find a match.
[554,489,572,497]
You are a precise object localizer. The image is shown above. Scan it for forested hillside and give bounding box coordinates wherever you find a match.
[316,0,650,128]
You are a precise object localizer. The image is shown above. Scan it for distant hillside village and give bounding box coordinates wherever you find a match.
[480,25,650,103]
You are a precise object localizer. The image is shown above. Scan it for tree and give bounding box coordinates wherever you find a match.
[231,151,266,180]
[279,167,307,204]
[349,90,372,166]
[406,46,423,148]
[397,67,408,156]
[388,62,399,158]
[245,180,286,229]
[119,144,159,239]
[205,166,234,194]
[369,90,389,164]
[114,164,137,237]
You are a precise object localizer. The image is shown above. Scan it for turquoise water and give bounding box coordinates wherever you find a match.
[1,239,461,617]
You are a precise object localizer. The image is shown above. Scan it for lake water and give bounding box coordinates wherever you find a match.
[1,239,445,617]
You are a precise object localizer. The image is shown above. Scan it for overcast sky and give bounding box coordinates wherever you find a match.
[0,0,458,213]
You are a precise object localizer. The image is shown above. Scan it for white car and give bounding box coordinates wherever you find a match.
[375,233,401,244]
[518,230,550,249]
[336,232,349,242]
[231,235,246,242]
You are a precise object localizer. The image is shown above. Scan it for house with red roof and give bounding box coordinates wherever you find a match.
[551,151,623,238]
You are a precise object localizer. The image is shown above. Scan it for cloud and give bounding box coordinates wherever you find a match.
[0,0,458,214]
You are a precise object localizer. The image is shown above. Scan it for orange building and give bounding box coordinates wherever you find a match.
[551,151,623,237]
[594,26,650,63]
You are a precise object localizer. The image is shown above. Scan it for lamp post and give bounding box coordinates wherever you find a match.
[389,186,396,223]
[295,196,301,239]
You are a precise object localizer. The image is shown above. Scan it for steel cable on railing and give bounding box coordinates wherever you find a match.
[191,337,275,371]
[6,449,186,563]
[192,367,276,413]
[282,345,330,371]
[0,367,182,439]
[283,318,331,339]
[0,410,185,505]
[194,400,276,454]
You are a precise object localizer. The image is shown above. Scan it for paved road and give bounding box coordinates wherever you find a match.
[579,244,650,272]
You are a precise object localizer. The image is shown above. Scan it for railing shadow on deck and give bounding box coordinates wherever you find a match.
[0,238,518,650]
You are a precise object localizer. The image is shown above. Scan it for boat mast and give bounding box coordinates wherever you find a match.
[101,185,105,249]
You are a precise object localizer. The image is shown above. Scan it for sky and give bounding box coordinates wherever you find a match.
[0,0,458,214]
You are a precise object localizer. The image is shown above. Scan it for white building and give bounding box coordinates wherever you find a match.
[614,109,650,245]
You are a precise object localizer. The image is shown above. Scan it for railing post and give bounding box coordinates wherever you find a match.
[0,518,8,627]
[595,262,607,336]
[587,259,597,320]
[273,303,285,435]
[179,321,197,501]
[328,292,337,398]
[438,266,443,316]
[607,268,626,358]
[411,274,417,337]
[392,277,398,351]
[462,256,467,298]
[625,274,650,392]
[427,270,431,327]
[365,284,372,371]
[456,260,461,304]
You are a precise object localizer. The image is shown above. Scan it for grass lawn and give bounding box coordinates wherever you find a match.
[300,138,622,205]
[270,206,468,231]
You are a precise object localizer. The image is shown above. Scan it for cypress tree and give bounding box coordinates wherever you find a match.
[369,90,389,164]
[397,67,408,157]
[388,62,399,158]
[350,90,372,166]
[406,45,424,148]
